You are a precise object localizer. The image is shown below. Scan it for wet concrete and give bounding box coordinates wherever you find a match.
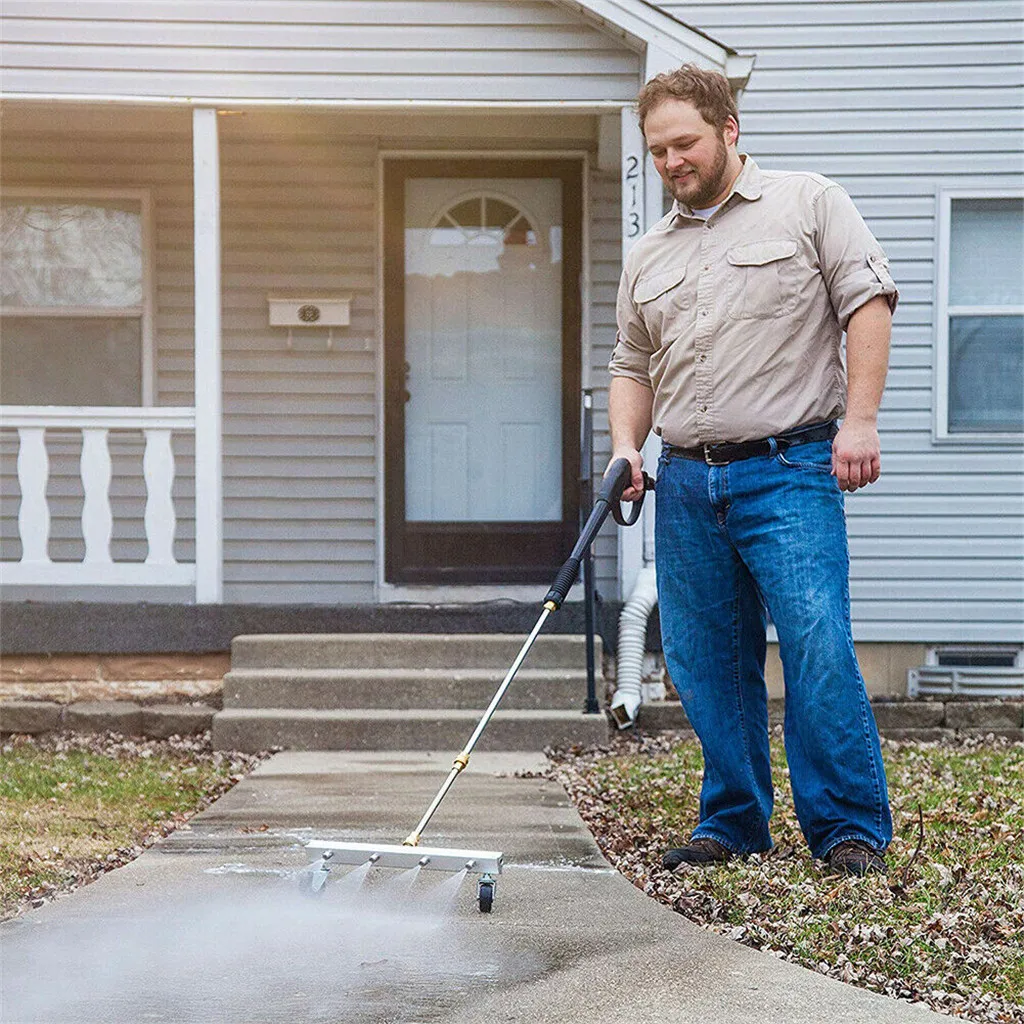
[1,752,945,1023]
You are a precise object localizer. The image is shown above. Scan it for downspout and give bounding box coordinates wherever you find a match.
[608,561,657,729]
[609,436,660,730]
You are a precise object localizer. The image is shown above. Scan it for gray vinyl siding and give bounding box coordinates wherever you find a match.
[0,112,197,591]
[589,167,625,599]
[656,0,1024,642]
[1,0,641,103]
[0,113,382,603]
[0,106,619,603]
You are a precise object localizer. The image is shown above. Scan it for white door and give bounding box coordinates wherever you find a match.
[403,178,564,523]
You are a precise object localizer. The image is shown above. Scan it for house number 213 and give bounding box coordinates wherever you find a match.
[624,154,641,238]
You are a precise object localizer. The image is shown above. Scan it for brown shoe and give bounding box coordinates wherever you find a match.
[825,839,887,877]
[662,836,734,870]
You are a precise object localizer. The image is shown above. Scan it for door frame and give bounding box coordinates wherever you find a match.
[381,155,584,585]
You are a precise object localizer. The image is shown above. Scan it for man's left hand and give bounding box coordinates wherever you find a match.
[832,419,881,492]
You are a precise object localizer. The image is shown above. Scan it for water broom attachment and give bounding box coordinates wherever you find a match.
[304,457,652,911]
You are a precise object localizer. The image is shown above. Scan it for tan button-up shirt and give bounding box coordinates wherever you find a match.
[609,156,899,447]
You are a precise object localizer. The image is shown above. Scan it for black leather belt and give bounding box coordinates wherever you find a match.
[665,421,839,466]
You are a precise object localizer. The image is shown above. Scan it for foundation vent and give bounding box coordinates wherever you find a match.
[908,646,1024,698]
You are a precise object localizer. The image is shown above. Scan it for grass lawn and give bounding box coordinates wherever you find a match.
[0,732,265,919]
[552,733,1024,1024]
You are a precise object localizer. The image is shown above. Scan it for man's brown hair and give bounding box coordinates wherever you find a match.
[636,64,739,135]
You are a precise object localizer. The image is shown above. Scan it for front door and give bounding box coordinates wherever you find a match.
[384,159,582,583]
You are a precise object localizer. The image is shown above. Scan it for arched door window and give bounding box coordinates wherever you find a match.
[429,193,539,248]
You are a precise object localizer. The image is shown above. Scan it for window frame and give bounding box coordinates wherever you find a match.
[0,186,156,407]
[934,186,1024,444]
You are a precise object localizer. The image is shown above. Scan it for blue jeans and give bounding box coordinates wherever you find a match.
[654,434,892,859]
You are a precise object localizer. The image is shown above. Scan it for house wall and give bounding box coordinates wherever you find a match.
[0,0,650,604]
[588,167,626,599]
[1,106,626,603]
[1,0,641,103]
[658,0,1024,642]
[0,109,197,595]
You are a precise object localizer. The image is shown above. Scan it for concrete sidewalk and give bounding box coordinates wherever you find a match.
[1,751,945,1024]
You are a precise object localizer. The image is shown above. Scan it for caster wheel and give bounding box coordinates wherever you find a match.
[478,878,495,913]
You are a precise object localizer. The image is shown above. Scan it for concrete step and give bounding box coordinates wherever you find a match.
[212,707,610,753]
[230,633,601,671]
[223,668,592,710]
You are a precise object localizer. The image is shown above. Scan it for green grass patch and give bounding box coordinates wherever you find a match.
[0,734,261,919]
[554,735,1024,1020]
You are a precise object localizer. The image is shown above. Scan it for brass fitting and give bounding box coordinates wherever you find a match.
[402,832,421,847]
[452,753,470,772]
[544,600,557,612]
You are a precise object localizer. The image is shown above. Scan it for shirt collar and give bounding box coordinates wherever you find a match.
[669,154,762,222]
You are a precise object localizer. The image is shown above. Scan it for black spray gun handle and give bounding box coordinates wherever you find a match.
[543,457,655,610]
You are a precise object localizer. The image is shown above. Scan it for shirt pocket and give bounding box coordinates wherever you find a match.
[726,238,799,320]
[633,266,689,346]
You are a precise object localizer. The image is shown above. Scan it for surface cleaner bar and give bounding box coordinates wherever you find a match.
[305,840,503,874]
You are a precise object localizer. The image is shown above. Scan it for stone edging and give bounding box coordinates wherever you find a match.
[2,698,1022,742]
[0,701,214,739]
[636,698,1024,741]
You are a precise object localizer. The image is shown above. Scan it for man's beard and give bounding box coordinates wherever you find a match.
[670,134,730,209]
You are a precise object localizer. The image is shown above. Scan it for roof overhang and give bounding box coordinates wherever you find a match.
[0,0,754,109]
[555,0,755,90]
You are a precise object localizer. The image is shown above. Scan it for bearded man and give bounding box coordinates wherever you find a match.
[608,65,898,876]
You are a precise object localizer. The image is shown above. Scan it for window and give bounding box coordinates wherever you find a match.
[936,190,1024,440]
[0,189,152,406]
[429,192,539,248]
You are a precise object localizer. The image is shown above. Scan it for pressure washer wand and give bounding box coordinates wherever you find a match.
[402,457,652,848]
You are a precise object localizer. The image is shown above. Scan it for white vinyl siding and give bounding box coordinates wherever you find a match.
[656,0,1024,642]
[1,0,641,104]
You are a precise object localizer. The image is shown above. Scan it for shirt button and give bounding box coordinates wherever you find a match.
[700,309,708,316]
[699,354,707,362]
[703,265,710,271]
[700,405,708,412]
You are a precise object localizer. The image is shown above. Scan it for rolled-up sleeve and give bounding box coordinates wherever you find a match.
[814,184,899,330]
[608,267,655,386]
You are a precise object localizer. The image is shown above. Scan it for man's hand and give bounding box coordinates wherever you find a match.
[607,448,645,502]
[832,418,880,492]
[607,376,654,503]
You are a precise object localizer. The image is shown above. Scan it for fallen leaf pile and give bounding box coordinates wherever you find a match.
[548,731,1024,1023]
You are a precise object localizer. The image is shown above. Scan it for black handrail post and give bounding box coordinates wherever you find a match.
[580,388,600,714]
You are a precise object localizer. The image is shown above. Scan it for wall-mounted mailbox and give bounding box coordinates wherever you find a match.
[268,295,352,349]
[268,295,351,327]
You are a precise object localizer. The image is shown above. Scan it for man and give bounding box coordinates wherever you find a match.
[608,65,898,877]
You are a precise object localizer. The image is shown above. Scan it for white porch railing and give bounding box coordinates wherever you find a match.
[0,406,197,588]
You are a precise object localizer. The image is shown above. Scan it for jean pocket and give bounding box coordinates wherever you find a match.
[776,439,834,472]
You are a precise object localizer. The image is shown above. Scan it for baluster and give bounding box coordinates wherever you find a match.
[80,428,113,564]
[17,427,50,564]
[143,428,177,565]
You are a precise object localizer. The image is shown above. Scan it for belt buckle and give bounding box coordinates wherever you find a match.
[703,444,728,466]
